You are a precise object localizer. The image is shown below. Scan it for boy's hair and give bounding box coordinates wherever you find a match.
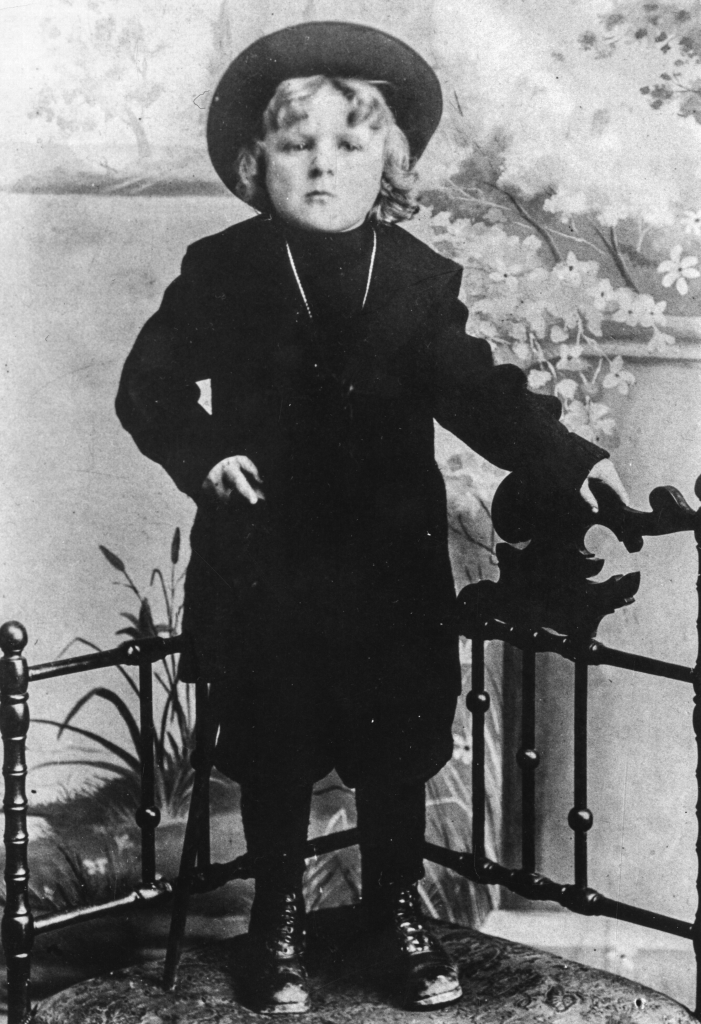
[234,75,419,223]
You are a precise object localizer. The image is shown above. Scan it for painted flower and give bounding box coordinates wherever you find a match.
[489,258,524,290]
[657,245,700,295]
[588,402,617,438]
[555,377,578,401]
[611,291,666,328]
[427,210,454,233]
[583,307,604,338]
[633,295,666,328]
[681,209,701,236]
[563,400,615,443]
[468,315,499,341]
[522,234,542,252]
[647,328,676,353]
[115,833,133,854]
[83,856,109,877]
[452,732,471,766]
[553,252,598,287]
[588,278,615,311]
[611,289,640,325]
[525,267,549,285]
[527,368,552,390]
[520,301,547,338]
[484,206,506,223]
[550,324,570,344]
[462,269,487,296]
[602,356,636,395]
[512,341,532,363]
[562,400,590,436]
[556,344,585,372]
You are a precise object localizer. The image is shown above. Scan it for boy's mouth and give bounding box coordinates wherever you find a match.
[306,190,335,199]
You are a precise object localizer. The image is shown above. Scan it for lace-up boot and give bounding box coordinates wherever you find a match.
[243,887,310,1014]
[385,884,462,1010]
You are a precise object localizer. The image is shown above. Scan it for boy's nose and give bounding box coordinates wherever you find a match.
[309,145,336,177]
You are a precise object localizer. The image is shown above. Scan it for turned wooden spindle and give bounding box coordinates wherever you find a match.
[0,622,33,1024]
[135,660,160,887]
[692,477,701,1019]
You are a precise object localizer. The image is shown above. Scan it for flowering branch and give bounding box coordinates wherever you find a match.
[500,188,563,263]
[543,223,610,261]
[594,225,640,293]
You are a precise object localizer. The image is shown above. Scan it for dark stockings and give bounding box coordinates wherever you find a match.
[240,777,426,897]
[356,779,426,896]
[241,779,313,894]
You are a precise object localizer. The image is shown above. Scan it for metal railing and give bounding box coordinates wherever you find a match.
[0,629,359,1023]
[1,472,699,1023]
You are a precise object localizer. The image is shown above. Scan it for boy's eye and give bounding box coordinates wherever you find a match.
[340,140,362,151]
[281,140,310,152]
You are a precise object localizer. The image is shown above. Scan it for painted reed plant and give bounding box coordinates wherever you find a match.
[35,529,220,823]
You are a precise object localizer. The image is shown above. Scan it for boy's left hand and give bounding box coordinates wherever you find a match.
[579,459,629,514]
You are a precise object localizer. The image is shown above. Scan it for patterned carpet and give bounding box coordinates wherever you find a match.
[36,906,696,1023]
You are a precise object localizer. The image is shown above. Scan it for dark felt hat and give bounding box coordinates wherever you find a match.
[207,21,443,197]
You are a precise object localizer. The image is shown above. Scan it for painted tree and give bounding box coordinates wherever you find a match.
[411,0,701,444]
[581,0,701,123]
[31,1,171,163]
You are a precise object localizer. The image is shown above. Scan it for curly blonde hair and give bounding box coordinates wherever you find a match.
[234,75,419,223]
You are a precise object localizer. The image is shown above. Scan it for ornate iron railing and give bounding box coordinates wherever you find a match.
[1,471,700,1024]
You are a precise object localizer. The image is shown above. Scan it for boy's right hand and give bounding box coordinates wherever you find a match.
[202,455,265,505]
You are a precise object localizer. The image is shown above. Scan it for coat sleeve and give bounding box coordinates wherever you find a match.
[428,267,608,491]
[116,243,236,500]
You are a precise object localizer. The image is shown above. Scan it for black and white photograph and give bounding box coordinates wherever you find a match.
[0,1,700,1021]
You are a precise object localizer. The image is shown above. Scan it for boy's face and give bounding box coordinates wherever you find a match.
[263,86,387,232]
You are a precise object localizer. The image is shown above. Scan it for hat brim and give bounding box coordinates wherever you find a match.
[207,21,442,200]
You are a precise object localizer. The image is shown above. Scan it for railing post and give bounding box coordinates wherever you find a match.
[466,636,489,866]
[693,483,701,1018]
[136,659,160,887]
[569,656,593,890]
[163,677,216,991]
[195,678,211,871]
[517,645,539,874]
[0,622,33,1024]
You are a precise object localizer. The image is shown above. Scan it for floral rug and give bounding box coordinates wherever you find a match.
[36,906,695,1024]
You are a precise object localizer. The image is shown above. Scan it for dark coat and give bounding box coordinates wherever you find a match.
[116,214,605,723]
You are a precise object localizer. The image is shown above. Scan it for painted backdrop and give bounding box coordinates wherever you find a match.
[1,0,701,1004]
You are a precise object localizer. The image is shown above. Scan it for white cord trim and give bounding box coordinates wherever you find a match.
[285,227,377,320]
[362,228,377,311]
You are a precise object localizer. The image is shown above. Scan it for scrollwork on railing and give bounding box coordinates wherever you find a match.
[458,472,701,640]
[455,468,701,1014]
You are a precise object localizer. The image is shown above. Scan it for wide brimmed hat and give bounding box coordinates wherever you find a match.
[207,21,443,198]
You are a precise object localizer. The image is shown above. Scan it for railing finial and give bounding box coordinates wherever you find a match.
[0,622,27,659]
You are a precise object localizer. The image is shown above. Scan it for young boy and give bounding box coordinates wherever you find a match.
[116,22,626,1015]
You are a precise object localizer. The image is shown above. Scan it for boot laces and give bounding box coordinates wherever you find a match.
[393,888,436,955]
[263,893,303,958]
